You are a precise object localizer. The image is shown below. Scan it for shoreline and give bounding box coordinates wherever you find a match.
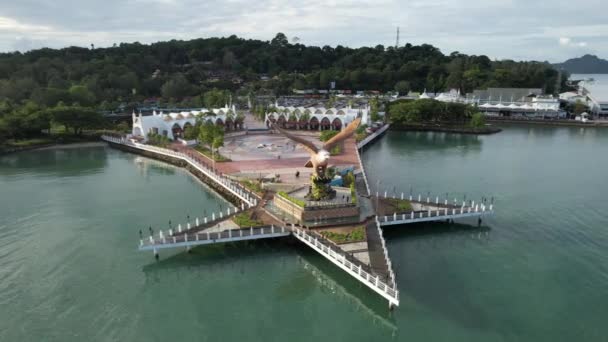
[105,139,253,208]
[487,118,608,128]
[1,141,104,156]
[390,124,502,135]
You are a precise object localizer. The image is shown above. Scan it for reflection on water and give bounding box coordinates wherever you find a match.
[0,145,108,177]
[378,131,483,151]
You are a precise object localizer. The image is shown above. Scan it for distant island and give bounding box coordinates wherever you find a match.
[554,54,608,74]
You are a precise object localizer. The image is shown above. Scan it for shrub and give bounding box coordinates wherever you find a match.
[233,213,263,227]
[470,112,486,128]
[319,130,339,142]
[320,226,366,244]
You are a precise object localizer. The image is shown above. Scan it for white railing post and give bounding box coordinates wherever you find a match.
[204,217,208,224]
[195,218,199,226]
[178,224,182,233]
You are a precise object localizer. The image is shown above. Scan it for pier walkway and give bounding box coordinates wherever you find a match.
[101,135,258,207]
[140,225,290,252]
[374,192,494,227]
[292,227,399,307]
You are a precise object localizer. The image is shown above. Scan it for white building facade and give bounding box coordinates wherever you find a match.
[264,103,370,130]
[132,105,239,141]
[578,79,608,117]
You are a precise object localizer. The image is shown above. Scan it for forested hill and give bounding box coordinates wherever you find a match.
[554,54,608,74]
[0,33,563,110]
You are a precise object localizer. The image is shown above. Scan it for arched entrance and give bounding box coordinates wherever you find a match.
[277,115,287,128]
[320,117,331,130]
[225,118,234,131]
[171,123,182,139]
[266,114,276,128]
[309,117,319,130]
[331,118,342,130]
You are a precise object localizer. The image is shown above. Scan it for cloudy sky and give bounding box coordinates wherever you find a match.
[0,0,606,62]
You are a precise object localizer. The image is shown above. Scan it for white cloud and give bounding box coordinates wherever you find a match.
[558,36,590,50]
[0,0,605,62]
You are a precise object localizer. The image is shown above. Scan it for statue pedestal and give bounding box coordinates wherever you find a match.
[272,186,359,227]
[306,175,336,201]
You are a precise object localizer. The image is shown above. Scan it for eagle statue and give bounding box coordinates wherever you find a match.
[273,118,361,178]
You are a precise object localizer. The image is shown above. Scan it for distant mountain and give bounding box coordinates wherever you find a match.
[554,54,608,74]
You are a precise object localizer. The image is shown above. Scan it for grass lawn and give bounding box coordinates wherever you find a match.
[385,198,413,212]
[321,226,366,244]
[232,212,263,228]
[241,180,263,194]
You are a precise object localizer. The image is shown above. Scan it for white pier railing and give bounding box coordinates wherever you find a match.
[373,217,397,288]
[354,143,371,196]
[379,203,494,226]
[101,135,257,207]
[140,225,290,251]
[292,227,399,307]
[357,123,390,149]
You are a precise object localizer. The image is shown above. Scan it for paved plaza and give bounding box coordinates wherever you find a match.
[219,134,313,161]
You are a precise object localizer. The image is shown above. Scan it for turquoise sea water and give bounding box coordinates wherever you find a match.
[1,126,608,341]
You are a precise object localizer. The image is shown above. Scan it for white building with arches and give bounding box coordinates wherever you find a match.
[264,103,370,131]
[132,105,239,141]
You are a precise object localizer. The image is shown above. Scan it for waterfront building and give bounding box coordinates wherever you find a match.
[264,102,370,130]
[577,79,608,117]
[131,105,238,141]
[559,91,588,104]
[467,87,563,118]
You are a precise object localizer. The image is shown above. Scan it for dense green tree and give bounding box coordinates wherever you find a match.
[47,105,104,135]
[470,112,486,128]
[69,85,96,106]
[161,74,193,99]
[203,88,230,108]
[0,33,565,136]
[389,99,474,125]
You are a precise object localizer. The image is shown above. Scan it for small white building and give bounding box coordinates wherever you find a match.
[264,102,370,130]
[434,89,464,103]
[131,105,238,141]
